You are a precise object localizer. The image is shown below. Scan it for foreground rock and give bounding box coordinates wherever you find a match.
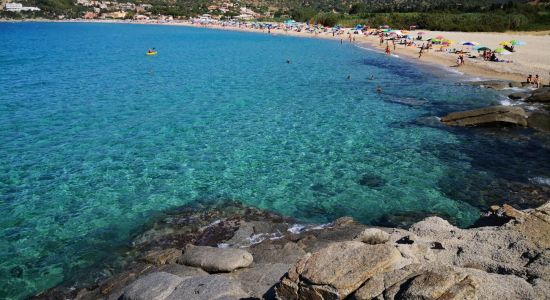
[32,201,550,300]
[121,272,249,300]
[441,105,528,127]
[177,244,253,272]
[275,202,550,299]
[277,242,401,299]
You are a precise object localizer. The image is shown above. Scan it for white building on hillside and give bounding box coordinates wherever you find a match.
[4,2,41,12]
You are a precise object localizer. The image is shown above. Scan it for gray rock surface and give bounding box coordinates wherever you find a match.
[277,242,402,299]
[156,264,208,278]
[178,244,253,272]
[164,275,249,300]
[121,272,184,300]
[441,106,528,127]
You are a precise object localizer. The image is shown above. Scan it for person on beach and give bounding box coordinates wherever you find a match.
[392,39,396,51]
[385,44,391,55]
[534,75,540,88]
[418,44,424,58]
[526,74,533,84]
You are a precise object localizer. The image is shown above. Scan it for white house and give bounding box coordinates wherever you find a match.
[4,2,41,12]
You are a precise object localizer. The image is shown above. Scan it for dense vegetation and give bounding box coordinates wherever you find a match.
[2,0,550,32]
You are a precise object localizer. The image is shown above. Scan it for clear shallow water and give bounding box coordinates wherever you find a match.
[0,22,549,298]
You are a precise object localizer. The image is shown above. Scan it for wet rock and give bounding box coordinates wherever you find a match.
[470,80,510,90]
[178,244,253,272]
[508,92,530,100]
[527,87,550,103]
[164,275,249,300]
[121,272,184,300]
[354,228,390,245]
[441,106,527,127]
[357,174,386,188]
[141,248,181,266]
[527,111,550,132]
[276,242,402,299]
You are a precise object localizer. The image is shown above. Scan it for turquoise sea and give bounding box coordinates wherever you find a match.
[1,22,549,298]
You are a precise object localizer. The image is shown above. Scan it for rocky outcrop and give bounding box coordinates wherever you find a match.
[33,201,550,300]
[527,87,550,103]
[441,105,528,127]
[177,244,253,272]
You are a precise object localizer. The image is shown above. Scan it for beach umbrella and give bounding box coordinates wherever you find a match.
[435,35,445,39]
[474,46,491,51]
[462,42,477,46]
[499,41,511,46]
[429,38,441,43]
[494,48,511,54]
[442,39,455,44]
[510,40,526,46]
[417,32,425,35]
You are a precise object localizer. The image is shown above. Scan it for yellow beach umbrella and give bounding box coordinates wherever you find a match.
[499,41,511,46]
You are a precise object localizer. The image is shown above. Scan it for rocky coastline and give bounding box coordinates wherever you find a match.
[439,82,550,132]
[32,199,550,300]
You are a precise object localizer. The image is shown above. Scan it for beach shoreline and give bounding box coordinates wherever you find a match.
[4,18,548,83]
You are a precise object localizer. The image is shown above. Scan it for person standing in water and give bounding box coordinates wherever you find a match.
[385,44,391,55]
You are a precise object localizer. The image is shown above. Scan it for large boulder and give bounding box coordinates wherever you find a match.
[164,275,249,300]
[275,241,402,299]
[177,244,253,272]
[527,111,550,132]
[527,87,550,103]
[121,272,184,300]
[441,106,527,127]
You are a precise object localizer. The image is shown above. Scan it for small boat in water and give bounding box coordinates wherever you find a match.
[146,51,157,56]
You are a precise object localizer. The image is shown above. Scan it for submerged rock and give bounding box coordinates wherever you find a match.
[178,244,253,272]
[357,174,386,188]
[441,105,527,127]
[387,97,428,107]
